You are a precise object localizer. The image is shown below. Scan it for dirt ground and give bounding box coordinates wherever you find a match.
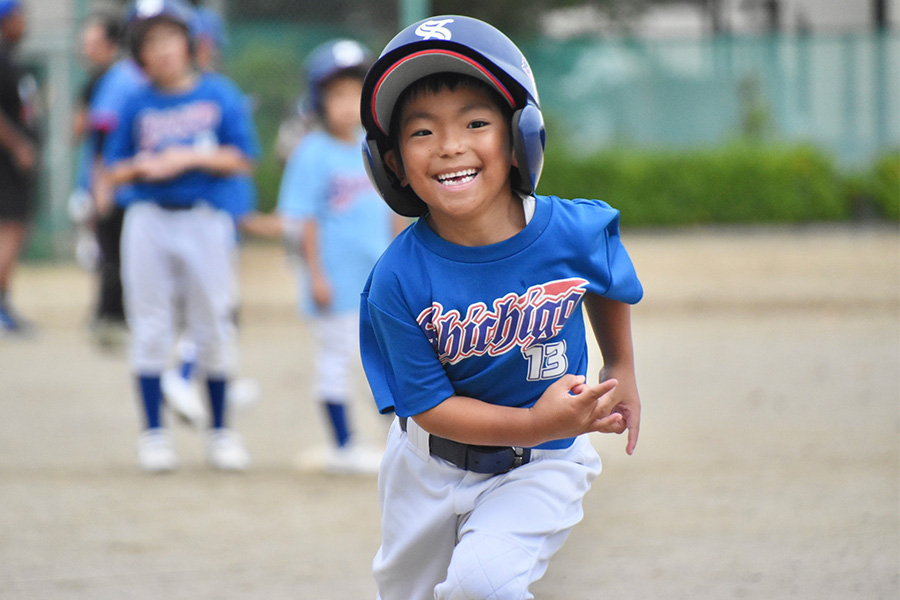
[0,225,897,600]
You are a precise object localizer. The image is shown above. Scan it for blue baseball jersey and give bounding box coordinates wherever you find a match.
[360,194,643,449]
[79,59,146,198]
[89,59,146,136]
[104,72,260,209]
[278,129,394,316]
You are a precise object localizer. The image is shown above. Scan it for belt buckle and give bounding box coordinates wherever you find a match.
[511,446,527,469]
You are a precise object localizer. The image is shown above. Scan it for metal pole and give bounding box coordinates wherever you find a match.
[400,0,429,28]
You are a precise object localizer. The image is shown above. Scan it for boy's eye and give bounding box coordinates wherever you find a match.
[468,120,489,129]
[410,128,431,137]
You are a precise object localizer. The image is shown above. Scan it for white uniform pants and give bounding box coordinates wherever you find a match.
[313,311,361,402]
[373,418,603,600]
[121,202,237,376]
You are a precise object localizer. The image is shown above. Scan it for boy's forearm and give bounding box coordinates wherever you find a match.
[299,219,324,275]
[188,145,252,175]
[106,158,139,185]
[413,395,543,448]
[584,293,635,371]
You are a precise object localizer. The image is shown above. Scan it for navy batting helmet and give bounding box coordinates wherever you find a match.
[305,39,373,114]
[360,15,545,217]
[127,0,195,65]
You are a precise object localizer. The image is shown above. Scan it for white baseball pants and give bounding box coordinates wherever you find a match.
[121,202,237,376]
[373,418,603,600]
[313,311,361,402]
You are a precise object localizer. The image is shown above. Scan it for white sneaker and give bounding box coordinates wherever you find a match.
[227,377,261,412]
[324,441,382,475]
[206,429,250,471]
[137,429,178,473]
[162,369,207,429]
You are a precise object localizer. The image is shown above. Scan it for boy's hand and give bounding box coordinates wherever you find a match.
[599,365,641,455]
[133,148,193,181]
[528,374,623,442]
[310,273,333,311]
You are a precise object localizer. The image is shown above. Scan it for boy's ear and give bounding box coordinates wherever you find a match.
[383,149,408,187]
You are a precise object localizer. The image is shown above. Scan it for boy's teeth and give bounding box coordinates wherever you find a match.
[437,169,477,185]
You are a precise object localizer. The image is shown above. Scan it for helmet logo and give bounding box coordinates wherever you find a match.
[136,0,164,17]
[332,40,366,68]
[414,18,454,41]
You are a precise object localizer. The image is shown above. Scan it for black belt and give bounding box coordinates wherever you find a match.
[158,203,195,211]
[399,417,531,474]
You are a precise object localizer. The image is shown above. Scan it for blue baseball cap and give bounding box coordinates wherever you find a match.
[191,6,227,50]
[0,0,21,21]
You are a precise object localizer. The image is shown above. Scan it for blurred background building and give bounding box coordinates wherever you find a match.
[14,0,900,256]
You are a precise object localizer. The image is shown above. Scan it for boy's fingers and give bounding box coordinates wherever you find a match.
[578,378,616,401]
[558,374,586,394]
[592,412,625,433]
[625,422,640,455]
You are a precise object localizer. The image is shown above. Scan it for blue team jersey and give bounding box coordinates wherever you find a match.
[360,194,643,449]
[278,129,394,315]
[78,59,146,196]
[89,59,146,135]
[104,72,260,209]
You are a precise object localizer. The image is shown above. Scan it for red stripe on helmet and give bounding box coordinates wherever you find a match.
[371,49,516,135]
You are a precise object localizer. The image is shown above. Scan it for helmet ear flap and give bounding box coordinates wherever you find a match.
[362,138,427,218]
[510,103,545,195]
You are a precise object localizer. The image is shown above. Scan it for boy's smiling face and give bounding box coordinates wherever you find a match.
[386,82,519,242]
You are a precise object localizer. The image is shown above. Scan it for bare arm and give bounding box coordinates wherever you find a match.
[238,211,284,239]
[300,218,332,310]
[106,145,252,186]
[583,293,641,454]
[413,375,625,448]
[0,110,34,172]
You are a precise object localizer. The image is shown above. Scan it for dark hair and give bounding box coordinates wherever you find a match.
[388,72,514,151]
[87,11,124,47]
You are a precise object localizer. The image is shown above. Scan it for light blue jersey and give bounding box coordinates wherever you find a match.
[104,72,260,210]
[278,129,394,316]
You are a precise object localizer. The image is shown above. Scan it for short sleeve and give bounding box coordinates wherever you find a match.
[277,136,327,219]
[360,275,456,417]
[217,82,260,160]
[89,62,143,134]
[102,95,137,166]
[572,199,643,304]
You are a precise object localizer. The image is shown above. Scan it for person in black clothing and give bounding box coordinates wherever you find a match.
[0,0,38,336]
[78,12,130,348]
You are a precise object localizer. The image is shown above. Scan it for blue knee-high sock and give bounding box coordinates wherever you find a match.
[138,375,163,430]
[323,401,351,448]
[207,378,227,429]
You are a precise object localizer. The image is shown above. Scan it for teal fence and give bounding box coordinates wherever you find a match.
[521,32,898,167]
[225,26,898,169]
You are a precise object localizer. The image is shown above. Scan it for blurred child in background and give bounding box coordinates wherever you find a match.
[277,39,404,474]
[104,0,259,472]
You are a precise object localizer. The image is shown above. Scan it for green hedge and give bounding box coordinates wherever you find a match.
[867,152,900,220]
[536,144,876,227]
